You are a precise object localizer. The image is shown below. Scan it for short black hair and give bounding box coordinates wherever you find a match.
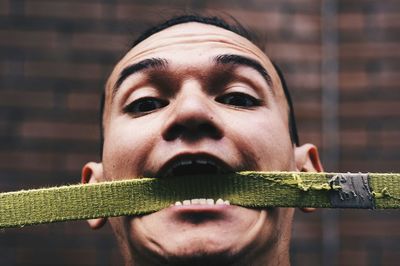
[100,14,299,158]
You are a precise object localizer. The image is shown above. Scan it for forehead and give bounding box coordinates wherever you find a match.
[106,22,283,98]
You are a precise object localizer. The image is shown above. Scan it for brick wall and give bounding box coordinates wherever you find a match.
[0,0,399,265]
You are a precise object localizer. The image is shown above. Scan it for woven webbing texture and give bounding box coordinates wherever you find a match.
[0,172,399,228]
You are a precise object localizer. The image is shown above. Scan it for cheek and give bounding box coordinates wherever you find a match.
[103,118,159,179]
[226,111,293,170]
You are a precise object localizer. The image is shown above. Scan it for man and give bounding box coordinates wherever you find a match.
[81,15,323,266]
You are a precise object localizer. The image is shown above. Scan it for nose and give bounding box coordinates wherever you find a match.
[161,80,224,141]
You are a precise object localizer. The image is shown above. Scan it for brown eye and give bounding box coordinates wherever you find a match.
[216,92,261,108]
[124,97,168,114]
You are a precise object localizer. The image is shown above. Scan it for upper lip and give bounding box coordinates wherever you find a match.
[156,153,234,178]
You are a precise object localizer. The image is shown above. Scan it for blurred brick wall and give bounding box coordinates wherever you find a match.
[0,0,398,265]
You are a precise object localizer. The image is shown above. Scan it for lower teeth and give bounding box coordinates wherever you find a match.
[175,198,230,206]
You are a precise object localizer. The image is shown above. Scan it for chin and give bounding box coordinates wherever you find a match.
[163,249,238,266]
[138,234,244,266]
[128,206,272,266]
[165,232,239,256]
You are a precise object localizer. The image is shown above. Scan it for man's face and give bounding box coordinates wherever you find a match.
[95,22,302,264]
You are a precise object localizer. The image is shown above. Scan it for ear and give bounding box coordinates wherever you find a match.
[294,143,323,172]
[294,143,323,213]
[81,162,107,229]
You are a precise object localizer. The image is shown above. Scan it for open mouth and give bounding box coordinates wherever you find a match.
[157,154,233,178]
[156,154,235,209]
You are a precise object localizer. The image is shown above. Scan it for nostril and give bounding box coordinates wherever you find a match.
[162,122,223,141]
[163,124,185,141]
[198,123,223,139]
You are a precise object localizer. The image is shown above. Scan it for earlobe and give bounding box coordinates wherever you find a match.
[295,143,323,213]
[81,162,107,229]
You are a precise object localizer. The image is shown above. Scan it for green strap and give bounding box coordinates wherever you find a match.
[0,172,399,229]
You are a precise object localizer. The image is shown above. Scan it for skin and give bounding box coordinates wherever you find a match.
[82,22,323,266]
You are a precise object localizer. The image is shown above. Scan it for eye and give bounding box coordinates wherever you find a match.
[216,92,262,108]
[123,97,168,115]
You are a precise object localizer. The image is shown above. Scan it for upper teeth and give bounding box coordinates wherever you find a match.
[180,160,192,166]
[164,158,221,177]
[174,198,230,206]
[175,159,218,168]
[196,159,213,165]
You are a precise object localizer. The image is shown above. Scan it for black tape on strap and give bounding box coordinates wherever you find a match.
[329,173,374,209]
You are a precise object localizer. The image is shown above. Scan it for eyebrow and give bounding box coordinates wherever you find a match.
[112,54,273,98]
[213,54,273,89]
[112,57,168,97]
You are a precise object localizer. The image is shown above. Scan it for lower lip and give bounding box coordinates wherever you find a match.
[167,204,232,214]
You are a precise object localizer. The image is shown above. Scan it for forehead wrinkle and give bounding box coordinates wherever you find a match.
[121,37,265,71]
[131,24,260,58]
[115,27,267,72]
